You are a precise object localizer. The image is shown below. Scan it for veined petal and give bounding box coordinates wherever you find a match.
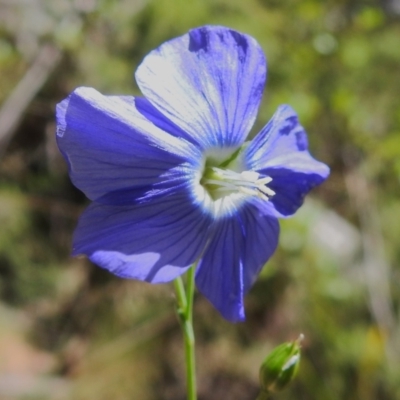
[56,87,200,203]
[134,97,192,144]
[135,25,266,149]
[266,168,327,217]
[244,105,329,175]
[73,190,212,283]
[243,105,330,217]
[195,200,279,322]
[239,200,280,292]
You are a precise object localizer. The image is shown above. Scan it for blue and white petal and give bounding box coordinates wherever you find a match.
[195,200,279,322]
[243,105,330,217]
[56,87,200,204]
[135,25,267,150]
[73,191,212,283]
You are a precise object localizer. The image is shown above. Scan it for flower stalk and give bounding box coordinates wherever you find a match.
[174,265,197,400]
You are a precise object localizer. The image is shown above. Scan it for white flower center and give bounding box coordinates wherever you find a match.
[202,167,276,201]
[191,147,275,218]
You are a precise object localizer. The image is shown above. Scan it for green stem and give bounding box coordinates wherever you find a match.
[174,265,197,400]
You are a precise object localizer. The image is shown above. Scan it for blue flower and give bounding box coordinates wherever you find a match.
[56,26,329,322]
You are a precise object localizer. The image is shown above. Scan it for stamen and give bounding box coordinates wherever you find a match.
[202,167,276,201]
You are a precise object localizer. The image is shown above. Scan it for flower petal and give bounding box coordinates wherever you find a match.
[73,191,212,283]
[195,200,279,322]
[56,87,200,204]
[266,168,327,217]
[244,105,330,217]
[134,97,192,144]
[135,25,266,149]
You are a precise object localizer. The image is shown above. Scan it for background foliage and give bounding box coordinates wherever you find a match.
[0,0,399,399]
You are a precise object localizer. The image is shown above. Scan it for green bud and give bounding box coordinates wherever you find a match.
[259,334,303,394]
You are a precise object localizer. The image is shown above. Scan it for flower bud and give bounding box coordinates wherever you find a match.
[259,334,303,394]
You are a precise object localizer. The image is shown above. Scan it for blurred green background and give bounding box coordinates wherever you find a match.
[0,0,399,399]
